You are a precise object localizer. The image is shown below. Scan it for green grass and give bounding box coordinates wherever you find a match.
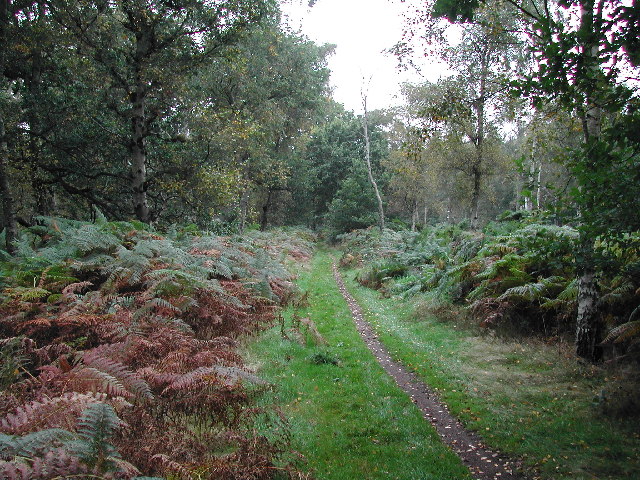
[245,250,471,480]
[342,267,640,480]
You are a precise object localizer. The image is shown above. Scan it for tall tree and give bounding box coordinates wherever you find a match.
[430,0,640,361]
[0,0,17,251]
[0,0,43,252]
[192,23,332,230]
[293,110,389,234]
[361,92,385,232]
[50,0,275,223]
[396,2,524,228]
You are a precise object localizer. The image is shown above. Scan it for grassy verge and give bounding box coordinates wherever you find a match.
[245,250,472,480]
[341,267,640,480]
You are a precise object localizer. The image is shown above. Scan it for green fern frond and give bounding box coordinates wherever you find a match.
[0,337,30,390]
[499,276,568,302]
[3,286,51,302]
[0,429,75,459]
[246,277,276,301]
[93,207,109,226]
[206,259,234,279]
[601,279,636,305]
[106,247,152,285]
[499,281,547,302]
[68,225,122,255]
[557,279,578,301]
[69,403,122,472]
[133,297,181,322]
[539,278,578,310]
[466,281,491,301]
[146,269,209,292]
[106,296,136,313]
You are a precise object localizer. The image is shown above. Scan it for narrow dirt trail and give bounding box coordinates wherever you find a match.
[332,263,526,480]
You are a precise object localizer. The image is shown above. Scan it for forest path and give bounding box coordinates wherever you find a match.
[332,262,525,480]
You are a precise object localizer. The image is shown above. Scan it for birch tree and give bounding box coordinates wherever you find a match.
[395,2,524,228]
[361,92,385,232]
[431,0,640,361]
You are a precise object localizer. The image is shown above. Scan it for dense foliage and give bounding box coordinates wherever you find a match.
[0,0,333,234]
[0,1,638,362]
[0,0,638,477]
[0,214,313,479]
[339,217,640,358]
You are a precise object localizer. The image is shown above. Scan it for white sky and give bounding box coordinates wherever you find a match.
[280,0,448,113]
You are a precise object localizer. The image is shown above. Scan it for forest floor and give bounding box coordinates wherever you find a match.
[245,249,640,480]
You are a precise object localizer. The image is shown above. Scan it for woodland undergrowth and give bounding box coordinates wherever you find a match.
[0,212,314,479]
[338,215,640,412]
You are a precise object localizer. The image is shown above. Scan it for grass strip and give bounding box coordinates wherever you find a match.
[245,250,472,480]
[342,267,640,480]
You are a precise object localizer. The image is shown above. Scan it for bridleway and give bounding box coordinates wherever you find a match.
[332,263,527,480]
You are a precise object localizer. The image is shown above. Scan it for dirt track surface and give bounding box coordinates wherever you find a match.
[333,263,527,480]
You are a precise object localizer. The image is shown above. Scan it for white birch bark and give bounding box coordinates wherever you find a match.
[361,93,385,232]
[575,0,603,361]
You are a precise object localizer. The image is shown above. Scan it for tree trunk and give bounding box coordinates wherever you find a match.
[130,38,150,223]
[259,190,271,231]
[130,87,149,222]
[575,0,603,362]
[536,162,542,209]
[470,52,487,230]
[470,164,481,228]
[361,94,385,232]
[238,186,250,234]
[27,39,55,217]
[411,198,418,231]
[0,0,17,254]
[575,264,602,360]
[0,116,17,254]
[524,137,538,211]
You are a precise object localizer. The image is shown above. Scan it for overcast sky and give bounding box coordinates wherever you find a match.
[280,0,446,113]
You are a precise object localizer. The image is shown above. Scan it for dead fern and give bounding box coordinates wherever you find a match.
[0,218,310,478]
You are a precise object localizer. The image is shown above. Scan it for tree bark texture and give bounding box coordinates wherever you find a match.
[575,266,602,360]
[130,46,150,223]
[470,164,481,228]
[238,186,250,234]
[574,0,604,362]
[411,198,418,231]
[0,116,17,254]
[26,38,56,217]
[361,96,385,232]
[536,162,542,209]
[0,0,17,253]
[524,138,537,211]
[260,189,272,232]
[469,48,488,229]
